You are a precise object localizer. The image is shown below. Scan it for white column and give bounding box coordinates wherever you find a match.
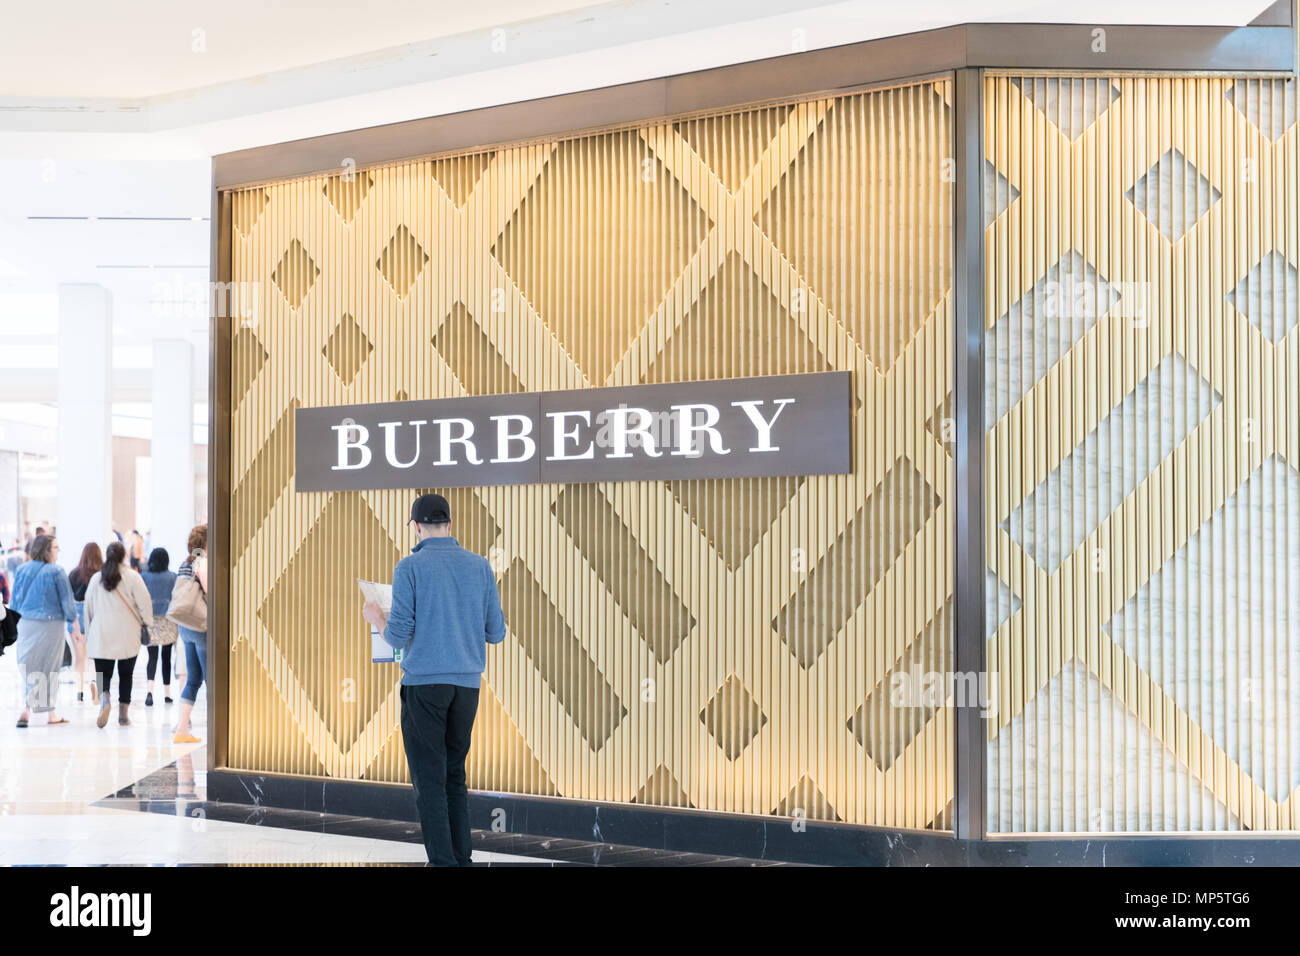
[150,339,194,562]
[55,284,113,569]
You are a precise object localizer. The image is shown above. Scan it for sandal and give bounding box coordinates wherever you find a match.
[16,717,28,728]
[47,717,69,725]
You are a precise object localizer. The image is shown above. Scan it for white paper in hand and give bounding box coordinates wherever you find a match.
[357,578,393,614]
[358,579,399,664]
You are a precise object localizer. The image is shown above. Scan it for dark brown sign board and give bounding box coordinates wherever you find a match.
[294,371,851,491]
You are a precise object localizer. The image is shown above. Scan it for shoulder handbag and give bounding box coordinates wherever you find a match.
[0,604,18,654]
[167,559,208,631]
[150,615,178,647]
[113,582,155,647]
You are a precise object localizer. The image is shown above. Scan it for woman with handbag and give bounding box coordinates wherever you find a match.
[139,547,178,705]
[170,524,208,744]
[84,540,154,728]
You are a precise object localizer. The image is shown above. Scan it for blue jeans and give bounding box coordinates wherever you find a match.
[179,630,206,703]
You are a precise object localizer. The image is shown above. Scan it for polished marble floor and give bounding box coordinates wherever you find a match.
[0,652,783,866]
[0,652,543,865]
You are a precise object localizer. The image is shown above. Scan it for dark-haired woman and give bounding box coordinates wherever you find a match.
[85,541,153,728]
[139,547,178,705]
[67,542,103,703]
[11,534,76,727]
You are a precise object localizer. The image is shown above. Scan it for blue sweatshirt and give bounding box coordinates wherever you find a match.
[383,536,506,688]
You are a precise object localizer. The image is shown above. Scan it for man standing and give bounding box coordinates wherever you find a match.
[362,493,506,867]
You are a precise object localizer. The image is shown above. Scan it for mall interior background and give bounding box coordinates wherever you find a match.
[0,1,1294,861]
[213,17,1300,836]
[0,192,211,565]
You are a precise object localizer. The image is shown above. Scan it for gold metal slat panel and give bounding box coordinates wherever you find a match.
[985,69,1300,833]
[226,78,955,829]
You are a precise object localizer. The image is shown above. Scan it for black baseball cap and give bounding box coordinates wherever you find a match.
[410,493,451,524]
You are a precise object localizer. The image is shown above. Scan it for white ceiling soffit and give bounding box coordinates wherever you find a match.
[0,0,1279,156]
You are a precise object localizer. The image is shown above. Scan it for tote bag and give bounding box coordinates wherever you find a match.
[167,557,207,631]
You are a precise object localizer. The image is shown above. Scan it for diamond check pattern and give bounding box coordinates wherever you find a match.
[985,249,1120,425]
[1126,148,1222,242]
[772,460,937,668]
[773,775,840,821]
[270,239,319,309]
[699,675,767,760]
[1226,250,1299,343]
[376,225,429,298]
[322,172,374,223]
[1004,354,1220,572]
[986,72,1300,832]
[1106,457,1300,804]
[1226,79,1296,142]
[321,313,373,386]
[1010,77,1120,140]
[226,80,955,827]
[500,559,627,751]
[847,604,948,772]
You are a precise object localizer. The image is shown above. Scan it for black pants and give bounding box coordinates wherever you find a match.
[94,657,135,704]
[145,644,173,683]
[400,683,480,866]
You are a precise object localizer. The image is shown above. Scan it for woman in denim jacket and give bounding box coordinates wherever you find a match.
[11,534,77,727]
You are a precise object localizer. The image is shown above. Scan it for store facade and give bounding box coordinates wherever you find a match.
[207,10,1300,863]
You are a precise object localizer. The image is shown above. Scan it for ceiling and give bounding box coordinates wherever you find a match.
[0,157,210,404]
[4,0,1268,99]
[0,0,1283,410]
[0,1,1277,140]
[0,0,604,99]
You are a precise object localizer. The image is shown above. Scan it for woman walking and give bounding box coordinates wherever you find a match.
[11,534,76,727]
[67,542,103,703]
[139,548,178,705]
[84,541,153,728]
[173,524,207,744]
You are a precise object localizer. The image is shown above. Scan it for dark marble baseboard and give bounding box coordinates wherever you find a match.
[206,768,1300,866]
[95,783,789,866]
